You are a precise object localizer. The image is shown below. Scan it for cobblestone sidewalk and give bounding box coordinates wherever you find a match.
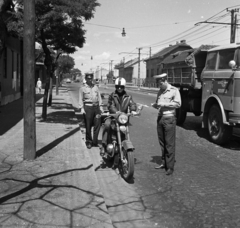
[0,88,113,228]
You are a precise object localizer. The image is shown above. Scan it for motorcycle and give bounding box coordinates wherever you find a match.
[101,105,143,182]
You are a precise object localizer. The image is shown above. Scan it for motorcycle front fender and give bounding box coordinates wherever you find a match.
[122,140,135,151]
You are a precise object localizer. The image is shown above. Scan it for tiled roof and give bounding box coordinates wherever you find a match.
[161,44,218,64]
[145,42,192,61]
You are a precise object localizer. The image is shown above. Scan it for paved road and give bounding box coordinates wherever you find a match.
[69,82,240,228]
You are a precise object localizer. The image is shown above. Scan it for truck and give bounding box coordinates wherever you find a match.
[160,43,240,145]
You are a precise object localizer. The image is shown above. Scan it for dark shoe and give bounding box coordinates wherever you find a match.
[100,147,106,156]
[86,142,92,149]
[112,164,118,170]
[166,169,173,175]
[155,164,165,169]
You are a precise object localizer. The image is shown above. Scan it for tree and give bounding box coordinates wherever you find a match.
[35,0,100,119]
[14,0,100,119]
[57,55,75,80]
[0,0,17,54]
[1,0,100,119]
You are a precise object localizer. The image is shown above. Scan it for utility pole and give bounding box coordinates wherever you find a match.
[23,0,36,160]
[137,48,142,89]
[122,57,125,78]
[228,8,239,43]
[149,47,151,58]
[195,8,239,44]
[110,60,114,81]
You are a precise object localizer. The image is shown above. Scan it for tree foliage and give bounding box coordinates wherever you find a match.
[1,0,100,118]
[57,55,75,75]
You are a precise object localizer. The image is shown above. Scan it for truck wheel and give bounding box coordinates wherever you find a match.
[207,105,232,145]
[176,107,187,125]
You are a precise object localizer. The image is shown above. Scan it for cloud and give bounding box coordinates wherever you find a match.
[188,9,191,13]
[93,33,101,37]
[95,52,111,60]
[83,42,90,47]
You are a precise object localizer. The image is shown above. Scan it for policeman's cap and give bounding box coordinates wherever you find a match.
[85,73,93,79]
[153,73,167,79]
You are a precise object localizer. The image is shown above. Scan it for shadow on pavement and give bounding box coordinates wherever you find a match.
[0,165,94,204]
[36,127,79,158]
[150,155,162,165]
[178,116,240,150]
[0,94,43,136]
[0,165,109,227]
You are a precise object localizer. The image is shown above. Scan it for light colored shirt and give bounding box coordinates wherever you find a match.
[155,83,181,116]
[79,84,103,109]
[36,80,42,88]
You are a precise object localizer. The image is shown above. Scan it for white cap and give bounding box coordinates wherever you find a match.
[153,73,167,79]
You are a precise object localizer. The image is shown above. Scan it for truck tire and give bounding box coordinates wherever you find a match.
[176,107,187,125]
[207,105,232,145]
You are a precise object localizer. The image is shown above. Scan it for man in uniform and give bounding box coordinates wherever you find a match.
[152,73,181,175]
[79,73,104,149]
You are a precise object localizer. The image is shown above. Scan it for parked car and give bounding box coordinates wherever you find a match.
[66,79,71,83]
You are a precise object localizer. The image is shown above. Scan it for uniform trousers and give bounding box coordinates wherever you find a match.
[157,115,176,170]
[84,105,101,145]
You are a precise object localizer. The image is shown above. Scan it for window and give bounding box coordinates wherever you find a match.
[218,48,235,69]
[205,51,217,70]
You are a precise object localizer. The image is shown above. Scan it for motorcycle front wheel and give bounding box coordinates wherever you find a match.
[120,149,134,182]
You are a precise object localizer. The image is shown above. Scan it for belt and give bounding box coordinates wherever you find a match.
[84,103,99,107]
[158,114,175,117]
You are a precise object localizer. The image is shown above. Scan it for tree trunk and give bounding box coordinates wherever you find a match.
[42,69,50,120]
[48,76,53,106]
[23,0,36,160]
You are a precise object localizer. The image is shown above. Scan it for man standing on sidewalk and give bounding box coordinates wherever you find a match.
[79,73,104,149]
[36,78,42,94]
[152,73,181,175]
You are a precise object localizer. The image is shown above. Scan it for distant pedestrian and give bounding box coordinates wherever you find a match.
[36,78,42,94]
[152,73,181,175]
[79,73,104,149]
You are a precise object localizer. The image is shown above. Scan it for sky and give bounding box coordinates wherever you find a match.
[70,0,240,74]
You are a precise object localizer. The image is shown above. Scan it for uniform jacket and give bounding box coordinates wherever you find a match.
[108,91,137,114]
[156,83,181,116]
[79,84,103,109]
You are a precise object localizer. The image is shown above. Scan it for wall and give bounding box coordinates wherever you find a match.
[0,36,23,106]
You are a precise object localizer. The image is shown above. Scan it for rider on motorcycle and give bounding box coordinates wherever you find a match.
[100,77,137,163]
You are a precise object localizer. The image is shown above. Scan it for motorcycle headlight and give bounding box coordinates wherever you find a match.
[119,125,127,133]
[118,113,128,124]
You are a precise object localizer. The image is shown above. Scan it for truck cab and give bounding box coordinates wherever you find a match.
[201,43,240,144]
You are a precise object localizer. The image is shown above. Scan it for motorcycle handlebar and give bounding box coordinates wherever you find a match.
[101,111,140,118]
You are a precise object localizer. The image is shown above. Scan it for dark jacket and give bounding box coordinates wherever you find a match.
[108,91,137,114]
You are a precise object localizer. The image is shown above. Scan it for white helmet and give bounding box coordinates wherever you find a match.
[115,77,126,86]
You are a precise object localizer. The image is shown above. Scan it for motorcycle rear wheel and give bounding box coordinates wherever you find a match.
[121,149,134,182]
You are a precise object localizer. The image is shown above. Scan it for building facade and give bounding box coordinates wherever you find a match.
[115,58,146,86]
[0,36,23,106]
[144,40,192,87]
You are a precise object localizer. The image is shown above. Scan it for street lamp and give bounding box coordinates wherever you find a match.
[122,28,126,37]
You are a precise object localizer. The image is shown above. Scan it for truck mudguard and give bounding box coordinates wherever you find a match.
[204,94,228,124]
